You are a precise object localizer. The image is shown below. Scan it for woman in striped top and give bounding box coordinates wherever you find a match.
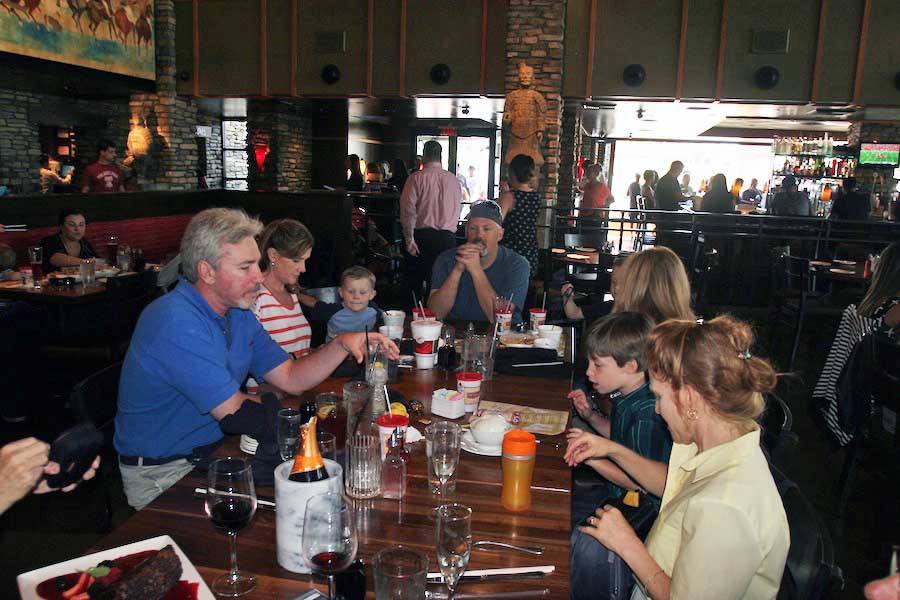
[247,219,314,393]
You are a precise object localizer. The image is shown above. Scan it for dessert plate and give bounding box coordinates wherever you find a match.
[17,534,213,600]
[461,431,502,457]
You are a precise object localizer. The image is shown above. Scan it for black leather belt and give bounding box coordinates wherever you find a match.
[119,440,222,467]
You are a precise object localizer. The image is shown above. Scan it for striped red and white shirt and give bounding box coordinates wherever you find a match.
[247,287,312,393]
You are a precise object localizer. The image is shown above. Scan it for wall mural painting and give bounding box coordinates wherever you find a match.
[0,0,155,80]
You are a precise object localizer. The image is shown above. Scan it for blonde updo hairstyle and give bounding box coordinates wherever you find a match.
[647,316,777,429]
[614,246,695,324]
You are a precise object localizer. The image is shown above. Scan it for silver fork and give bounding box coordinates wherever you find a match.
[472,540,545,555]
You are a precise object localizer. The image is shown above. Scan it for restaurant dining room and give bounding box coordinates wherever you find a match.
[2,1,900,599]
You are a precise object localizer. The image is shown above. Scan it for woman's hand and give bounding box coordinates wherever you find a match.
[567,389,592,421]
[564,428,614,466]
[578,505,641,557]
[0,438,50,513]
[560,283,574,304]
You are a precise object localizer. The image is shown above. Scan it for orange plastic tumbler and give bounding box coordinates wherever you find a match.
[501,429,537,512]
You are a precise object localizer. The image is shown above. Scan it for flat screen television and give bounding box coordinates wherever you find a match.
[859,143,900,166]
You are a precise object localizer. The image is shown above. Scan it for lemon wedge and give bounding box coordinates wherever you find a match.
[390,402,408,417]
[317,405,334,420]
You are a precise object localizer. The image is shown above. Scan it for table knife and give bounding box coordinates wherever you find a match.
[193,487,276,511]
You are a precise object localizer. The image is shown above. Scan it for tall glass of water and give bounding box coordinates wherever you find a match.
[436,503,472,600]
[431,422,461,498]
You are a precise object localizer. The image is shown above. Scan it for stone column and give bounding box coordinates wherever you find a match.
[246,100,312,192]
[505,0,566,248]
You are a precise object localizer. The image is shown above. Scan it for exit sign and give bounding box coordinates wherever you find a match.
[441,127,456,136]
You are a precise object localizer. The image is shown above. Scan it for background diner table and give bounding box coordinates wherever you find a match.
[92,369,574,598]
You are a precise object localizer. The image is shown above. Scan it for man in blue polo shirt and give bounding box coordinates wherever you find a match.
[115,208,397,510]
[428,201,530,323]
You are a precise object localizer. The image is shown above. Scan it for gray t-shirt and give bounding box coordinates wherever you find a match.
[431,245,530,323]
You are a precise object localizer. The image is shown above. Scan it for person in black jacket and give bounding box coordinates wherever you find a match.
[829,177,871,220]
[700,174,735,213]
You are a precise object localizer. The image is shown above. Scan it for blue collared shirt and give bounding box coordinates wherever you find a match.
[114,279,289,458]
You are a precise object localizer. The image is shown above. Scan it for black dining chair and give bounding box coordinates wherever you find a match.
[772,466,844,600]
[68,361,123,532]
[758,394,799,473]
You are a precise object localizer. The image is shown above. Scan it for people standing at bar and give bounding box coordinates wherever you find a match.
[680,172,695,197]
[386,158,409,192]
[654,161,685,211]
[769,175,811,216]
[499,154,541,275]
[429,200,529,323]
[39,209,98,272]
[39,154,71,194]
[579,163,611,217]
[80,140,124,194]
[741,178,762,204]
[345,154,364,191]
[400,140,463,298]
[701,174,736,213]
[829,177,871,220]
[640,170,655,208]
[627,173,642,209]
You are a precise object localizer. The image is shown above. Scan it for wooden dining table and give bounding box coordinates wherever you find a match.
[92,368,574,599]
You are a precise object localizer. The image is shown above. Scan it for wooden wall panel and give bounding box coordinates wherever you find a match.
[405,0,484,95]
[720,0,819,102]
[198,0,261,96]
[680,0,721,100]
[483,0,508,96]
[174,0,194,96]
[562,0,590,98]
[590,0,681,98]
[267,0,293,95]
[816,0,863,104]
[372,0,402,96]
[860,0,900,106]
[297,0,368,96]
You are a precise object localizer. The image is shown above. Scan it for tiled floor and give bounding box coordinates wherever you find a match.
[1,305,892,599]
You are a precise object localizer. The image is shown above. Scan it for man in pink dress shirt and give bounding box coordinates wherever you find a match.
[400,140,463,297]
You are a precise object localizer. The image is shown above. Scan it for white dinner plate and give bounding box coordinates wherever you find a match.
[17,534,213,600]
[498,333,536,348]
[461,431,501,457]
[809,260,831,267]
[829,268,856,275]
[551,248,566,254]
[834,259,856,266]
[575,247,597,253]
[566,253,591,260]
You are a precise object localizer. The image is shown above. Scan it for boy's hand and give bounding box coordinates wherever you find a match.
[567,389,592,421]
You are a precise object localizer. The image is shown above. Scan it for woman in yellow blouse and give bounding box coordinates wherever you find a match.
[566,316,789,599]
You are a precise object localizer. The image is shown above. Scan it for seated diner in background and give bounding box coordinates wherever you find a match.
[566,316,789,599]
[38,153,72,194]
[560,255,625,322]
[428,200,530,324]
[81,139,125,194]
[813,240,899,445]
[114,208,398,510]
[39,209,98,273]
[768,175,811,217]
[246,219,315,395]
[698,173,736,213]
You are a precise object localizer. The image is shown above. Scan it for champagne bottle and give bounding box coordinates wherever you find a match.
[289,416,330,482]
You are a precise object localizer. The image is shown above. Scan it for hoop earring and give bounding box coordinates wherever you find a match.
[687,409,699,420]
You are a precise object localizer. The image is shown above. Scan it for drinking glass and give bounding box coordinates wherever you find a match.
[345,434,381,499]
[316,392,347,452]
[319,432,337,462]
[106,235,119,267]
[302,492,358,600]
[277,408,302,462]
[28,246,43,289]
[435,504,472,600]
[373,545,428,600]
[431,422,461,498]
[205,458,257,597]
[79,260,96,285]
[424,423,456,494]
[344,381,373,438]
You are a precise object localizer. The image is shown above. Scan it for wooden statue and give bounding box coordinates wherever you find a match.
[503,62,547,166]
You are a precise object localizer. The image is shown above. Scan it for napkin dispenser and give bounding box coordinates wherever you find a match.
[431,388,466,419]
[275,458,343,573]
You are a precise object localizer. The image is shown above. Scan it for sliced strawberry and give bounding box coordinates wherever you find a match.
[70,594,90,600]
[62,572,89,598]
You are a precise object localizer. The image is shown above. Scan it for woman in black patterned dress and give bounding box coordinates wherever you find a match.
[499,154,540,275]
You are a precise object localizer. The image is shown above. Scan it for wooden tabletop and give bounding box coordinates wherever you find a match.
[0,280,108,302]
[94,370,574,598]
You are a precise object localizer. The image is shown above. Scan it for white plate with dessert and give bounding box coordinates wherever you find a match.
[17,534,213,600]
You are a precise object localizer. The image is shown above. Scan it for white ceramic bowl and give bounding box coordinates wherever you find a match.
[538,324,562,343]
[534,337,557,350]
[469,414,512,448]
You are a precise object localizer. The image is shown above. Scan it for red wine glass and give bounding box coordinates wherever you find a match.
[302,492,358,600]
[205,457,257,597]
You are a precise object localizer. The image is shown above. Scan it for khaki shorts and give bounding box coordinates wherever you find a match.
[119,458,194,511]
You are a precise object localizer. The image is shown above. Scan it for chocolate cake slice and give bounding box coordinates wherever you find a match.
[93,545,182,599]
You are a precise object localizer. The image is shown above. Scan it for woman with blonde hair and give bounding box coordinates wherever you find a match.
[566,316,789,599]
[613,246,694,324]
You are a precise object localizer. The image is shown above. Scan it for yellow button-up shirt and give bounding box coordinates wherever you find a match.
[633,429,790,600]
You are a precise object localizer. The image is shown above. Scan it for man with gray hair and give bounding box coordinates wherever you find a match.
[400,140,463,298]
[115,208,397,509]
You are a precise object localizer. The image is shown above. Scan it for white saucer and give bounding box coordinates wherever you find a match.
[461,431,501,457]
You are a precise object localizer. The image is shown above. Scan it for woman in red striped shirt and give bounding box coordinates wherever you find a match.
[247,220,314,393]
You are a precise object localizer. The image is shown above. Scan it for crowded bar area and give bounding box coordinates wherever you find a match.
[1,1,899,599]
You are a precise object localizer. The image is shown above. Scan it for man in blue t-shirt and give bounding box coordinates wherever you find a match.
[115,208,397,510]
[428,201,530,323]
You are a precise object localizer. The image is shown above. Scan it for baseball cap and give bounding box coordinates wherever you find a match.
[466,200,503,226]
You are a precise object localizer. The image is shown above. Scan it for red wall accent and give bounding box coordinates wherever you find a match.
[3,214,193,267]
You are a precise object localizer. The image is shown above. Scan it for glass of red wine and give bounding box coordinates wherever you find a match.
[205,457,257,597]
[302,492,358,600]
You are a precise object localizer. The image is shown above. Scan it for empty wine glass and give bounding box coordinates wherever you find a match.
[302,492,358,600]
[436,503,472,600]
[277,408,302,461]
[431,422,461,498]
[205,457,257,597]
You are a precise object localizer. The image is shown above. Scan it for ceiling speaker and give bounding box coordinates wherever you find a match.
[622,64,646,87]
[430,64,451,85]
[754,66,780,90]
[321,64,341,84]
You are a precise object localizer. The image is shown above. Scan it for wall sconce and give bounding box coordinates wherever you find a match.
[254,143,270,171]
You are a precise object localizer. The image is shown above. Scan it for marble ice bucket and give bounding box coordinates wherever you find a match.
[275,458,343,573]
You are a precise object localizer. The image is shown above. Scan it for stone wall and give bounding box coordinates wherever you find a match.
[247,100,312,192]
[505,0,566,247]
